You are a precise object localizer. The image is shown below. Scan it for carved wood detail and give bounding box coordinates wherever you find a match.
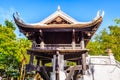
[47,16,71,24]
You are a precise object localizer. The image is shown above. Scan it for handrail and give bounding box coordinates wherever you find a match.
[35,44,81,49]
[89,56,120,67]
[115,60,120,68]
[89,56,114,65]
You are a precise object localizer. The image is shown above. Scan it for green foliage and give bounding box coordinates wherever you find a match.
[114,18,120,24]
[0,21,31,77]
[87,19,120,61]
[66,61,76,66]
[87,41,104,55]
[16,38,31,63]
[5,20,16,30]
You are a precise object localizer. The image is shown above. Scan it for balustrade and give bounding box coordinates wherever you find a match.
[35,44,81,49]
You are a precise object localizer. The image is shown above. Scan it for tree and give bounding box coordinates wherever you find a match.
[0,20,17,69]
[87,19,120,61]
[0,20,31,78]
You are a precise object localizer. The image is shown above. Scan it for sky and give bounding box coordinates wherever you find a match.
[0,0,120,37]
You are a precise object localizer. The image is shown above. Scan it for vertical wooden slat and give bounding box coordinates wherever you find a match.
[36,58,40,71]
[29,53,34,65]
[81,32,85,49]
[39,29,45,48]
[72,29,76,49]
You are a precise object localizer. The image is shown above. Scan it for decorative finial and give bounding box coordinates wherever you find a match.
[101,11,105,18]
[57,5,61,11]
[97,10,105,18]
[97,10,100,17]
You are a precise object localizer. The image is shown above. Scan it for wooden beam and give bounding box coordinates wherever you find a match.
[28,49,89,55]
[66,57,81,61]
[36,56,52,60]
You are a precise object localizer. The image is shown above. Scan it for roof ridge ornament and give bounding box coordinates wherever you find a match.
[101,11,105,18]
[57,5,61,11]
[97,10,105,18]
[97,10,100,17]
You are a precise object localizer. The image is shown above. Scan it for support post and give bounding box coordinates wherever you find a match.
[52,51,65,80]
[36,58,40,72]
[72,29,76,49]
[32,39,37,49]
[55,51,59,80]
[29,53,34,65]
[29,40,35,67]
[81,32,86,75]
[82,53,86,75]
[28,52,34,71]
[37,58,40,66]
[39,29,44,48]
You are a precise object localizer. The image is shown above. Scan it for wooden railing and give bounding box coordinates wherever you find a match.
[35,44,81,49]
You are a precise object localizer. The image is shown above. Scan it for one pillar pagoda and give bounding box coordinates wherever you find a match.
[14,7,103,80]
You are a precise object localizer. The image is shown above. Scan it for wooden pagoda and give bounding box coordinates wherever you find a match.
[14,6,104,80]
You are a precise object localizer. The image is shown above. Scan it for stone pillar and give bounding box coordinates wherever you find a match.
[52,51,65,80]
[58,55,64,71]
[55,51,59,80]
[106,49,115,64]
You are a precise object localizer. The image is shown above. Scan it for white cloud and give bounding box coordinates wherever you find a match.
[0,7,16,24]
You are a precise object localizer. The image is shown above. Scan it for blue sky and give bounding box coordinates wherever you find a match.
[0,0,120,37]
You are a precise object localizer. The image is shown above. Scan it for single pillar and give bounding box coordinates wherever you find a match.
[53,55,56,72]
[72,29,76,49]
[56,51,59,80]
[52,52,65,80]
[58,55,64,71]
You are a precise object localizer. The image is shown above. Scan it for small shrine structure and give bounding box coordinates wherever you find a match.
[14,6,104,80]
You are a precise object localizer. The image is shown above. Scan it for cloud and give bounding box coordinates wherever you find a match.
[0,7,16,24]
